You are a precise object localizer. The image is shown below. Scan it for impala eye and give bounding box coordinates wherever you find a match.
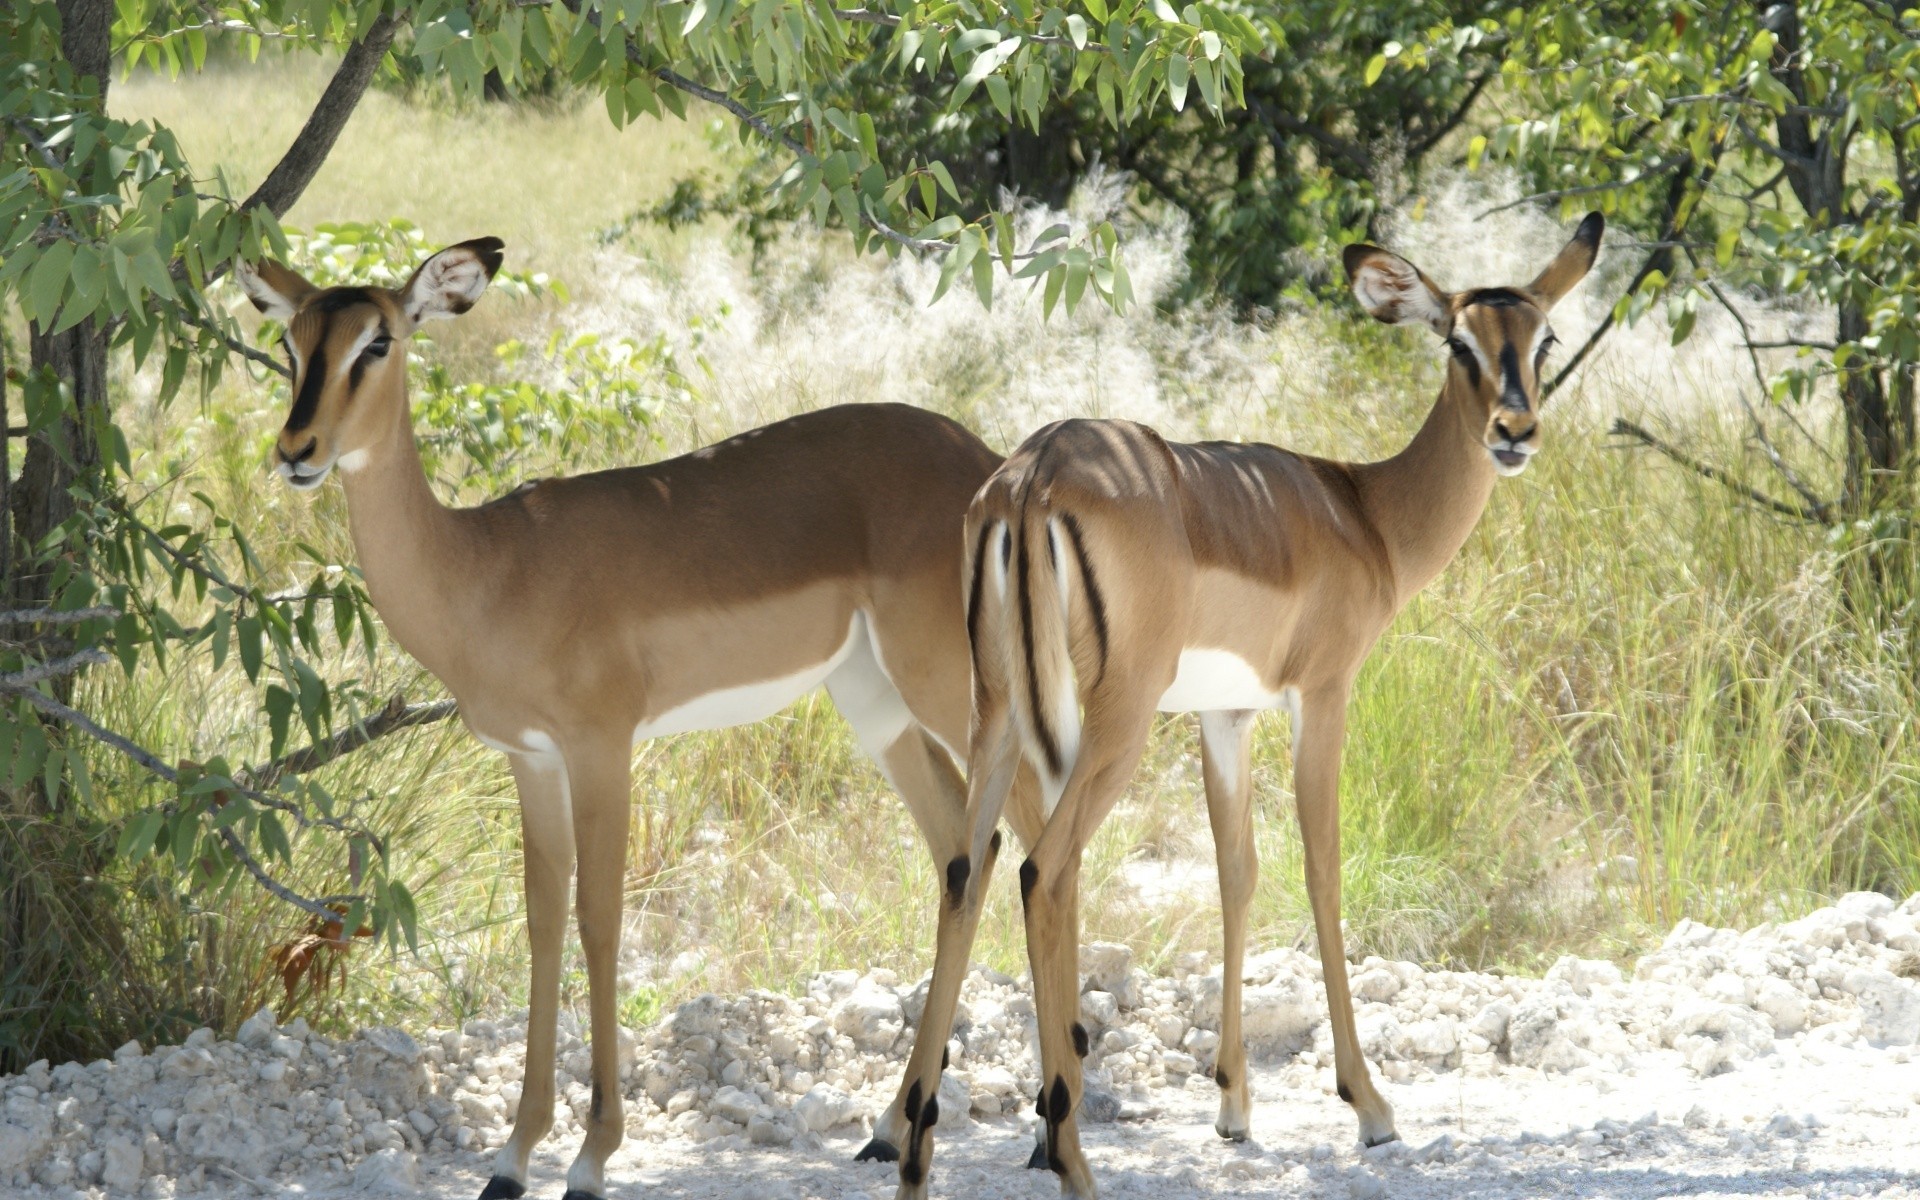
[1538,333,1557,358]
[1447,337,1473,359]
[364,336,392,359]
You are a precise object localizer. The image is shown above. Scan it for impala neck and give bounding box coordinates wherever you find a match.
[1353,376,1499,602]
[337,389,469,667]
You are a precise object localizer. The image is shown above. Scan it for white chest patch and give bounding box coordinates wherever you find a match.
[631,618,860,743]
[1156,648,1286,714]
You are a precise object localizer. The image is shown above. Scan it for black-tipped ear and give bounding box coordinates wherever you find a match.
[1344,243,1452,335]
[236,258,319,320]
[1527,213,1604,310]
[401,237,506,324]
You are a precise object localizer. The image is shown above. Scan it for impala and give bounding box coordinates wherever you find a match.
[885,213,1605,1198]
[237,238,1027,1200]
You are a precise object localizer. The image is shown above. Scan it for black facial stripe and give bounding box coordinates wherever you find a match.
[1451,339,1481,388]
[1464,287,1529,308]
[1498,342,1529,412]
[285,333,327,433]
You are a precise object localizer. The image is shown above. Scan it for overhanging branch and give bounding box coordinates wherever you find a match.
[1609,418,1824,523]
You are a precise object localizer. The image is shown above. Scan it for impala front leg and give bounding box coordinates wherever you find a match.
[561,736,634,1200]
[481,753,574,1200]
[1294,686,1396,1148]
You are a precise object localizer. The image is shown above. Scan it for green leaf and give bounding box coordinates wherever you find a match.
[1363,53,1386,87]
[27,239,75,324]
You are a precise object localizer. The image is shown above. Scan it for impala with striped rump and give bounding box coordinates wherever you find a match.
[885,213,1604,1198]
[236,239,1031,1200]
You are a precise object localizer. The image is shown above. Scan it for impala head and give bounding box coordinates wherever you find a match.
[1343,212,1604,477]
[236,237,505,490]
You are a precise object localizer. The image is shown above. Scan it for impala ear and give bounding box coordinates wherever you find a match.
[235,258,318,321]
[401,237,505,323]
[1342,244,1452,336]
[1526,211,1605,310]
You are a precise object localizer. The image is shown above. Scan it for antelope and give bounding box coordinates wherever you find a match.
[236,238,1029,1200]
[887,213,1604,1198]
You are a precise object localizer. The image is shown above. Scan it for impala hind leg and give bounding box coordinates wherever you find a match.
[1294,687,1396,1147]
[883,703,1027,1200]
[1199,710,1258,1142]
[1023,703,1158,1199]
[481,753,574,1200]
[560,738,634,1200]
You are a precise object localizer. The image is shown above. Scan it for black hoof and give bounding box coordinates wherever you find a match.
[854,1138,900,1163]
[1026,1140,1051,1170]
[1363,1131,1401,1149]
[560,1192,603,1200]
[1216,1124,1249,1143]
[477,1178,526,1200]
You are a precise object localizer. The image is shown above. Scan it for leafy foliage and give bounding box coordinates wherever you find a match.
[1448,0,1920,513]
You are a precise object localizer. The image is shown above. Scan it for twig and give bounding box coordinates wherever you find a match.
[1699,275,1837,519]
[166,299,290,378]
[0,605,121,626]
[830,8,1110,53]
[1745,338,1838,351]
[0,650,111,690]
[1477,155,1688,217]
[4,684,366,922]
[1609,418,1824,522]
[240,695,459,792]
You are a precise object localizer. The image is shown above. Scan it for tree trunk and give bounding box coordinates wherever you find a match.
[1837,302,1909,511]
[3,0,112,797]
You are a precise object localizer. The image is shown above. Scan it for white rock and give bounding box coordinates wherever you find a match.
[1545,956,1623,997]
[1753,977,1810,1035]
[710,1086,760,1125]
[353,1148,417,1193]
[830,984,905,1052]
[99,1135,142,1192]
[1082,943,1136,1007]
[1242,979,1319,1054]
[1844,970,1920,1045]
[793,1084,854,1133]
[235,1007,278,1049]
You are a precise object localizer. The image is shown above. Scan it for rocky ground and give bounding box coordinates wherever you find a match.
[3,892,1918,1199]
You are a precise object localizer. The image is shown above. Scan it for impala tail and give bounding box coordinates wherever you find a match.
[967,494,1107,818]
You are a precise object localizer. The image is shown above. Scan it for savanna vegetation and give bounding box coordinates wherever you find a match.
[3,0,1917,1074]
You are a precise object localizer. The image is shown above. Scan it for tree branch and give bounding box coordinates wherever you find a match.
[239,694,458,793]
[1408,69,1493,160]
[165,299,290,378]
[1699,274,1837,517]
[0,649,111,689]
[238,14,398,219]
[1478,155,1688,217]
[1609,419,1824,522]
[0,605,121,626]
[1250,98,1369,171]
[0,677,383,921]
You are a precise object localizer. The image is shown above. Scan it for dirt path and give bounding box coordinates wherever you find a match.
[4,894,1916,1199]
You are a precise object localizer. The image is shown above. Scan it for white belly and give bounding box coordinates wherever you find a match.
[631,617,861,742]
[1156,648,1286,713]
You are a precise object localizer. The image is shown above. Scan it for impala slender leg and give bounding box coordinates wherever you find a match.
[1199,709,1258,1142]
[481,752,573,1200]
[888,706,1025,1200]
[1023,703,1157,1200]
[1293,687,1396,1147]
[561,737,634,1200]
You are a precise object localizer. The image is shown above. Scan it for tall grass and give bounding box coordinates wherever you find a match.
[35,58,1916,1056]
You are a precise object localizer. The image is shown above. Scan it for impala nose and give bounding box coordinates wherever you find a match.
[281,436,318,465]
